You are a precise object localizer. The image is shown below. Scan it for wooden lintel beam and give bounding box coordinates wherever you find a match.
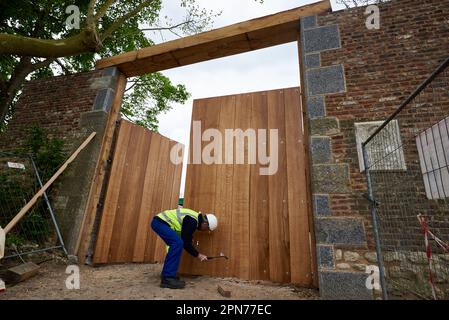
[95,0,331,77]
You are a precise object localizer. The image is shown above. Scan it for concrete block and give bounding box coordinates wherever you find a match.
[315,217,366,246]
[312,164,350,194]
[102,67,119,77]
[93,88,115,112]
[89,75,118,91]
[301,16,317,30]
[318,245,335,269]
[304,25,341,53]
[307,96,326,119]
[305,54,321,69]
[311,137,332,164]
[310,117,340,136]
[307,65,346,96]
[314,194,331,216]
[319,271,374,300]
[80,110,109,129]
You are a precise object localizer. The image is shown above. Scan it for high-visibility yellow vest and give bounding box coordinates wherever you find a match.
[157,208,199,233]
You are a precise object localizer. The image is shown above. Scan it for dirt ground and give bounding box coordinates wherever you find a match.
[0,260,319,300]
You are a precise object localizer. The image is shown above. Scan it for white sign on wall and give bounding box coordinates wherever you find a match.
[355,120,406,172]
[416,117,449,200]
[7,162,26,170]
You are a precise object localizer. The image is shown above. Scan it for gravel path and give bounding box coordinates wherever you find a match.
[0,261,319,300]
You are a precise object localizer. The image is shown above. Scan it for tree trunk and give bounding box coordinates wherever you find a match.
[0,57,50,125]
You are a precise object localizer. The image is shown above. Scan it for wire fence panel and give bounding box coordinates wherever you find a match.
[0,152,66,260]
[363,58,449,300]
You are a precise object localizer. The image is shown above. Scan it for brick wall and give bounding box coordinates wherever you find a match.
[0,71,100,150]
[301,0,449,299]
[0,68,121,254]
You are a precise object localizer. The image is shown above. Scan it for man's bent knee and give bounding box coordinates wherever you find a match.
[173,238,183,250]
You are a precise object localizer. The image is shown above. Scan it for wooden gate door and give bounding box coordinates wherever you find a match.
[180,87,315,286]
[93,120,184,264]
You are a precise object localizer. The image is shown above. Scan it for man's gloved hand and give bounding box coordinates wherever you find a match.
[198,253,208,262]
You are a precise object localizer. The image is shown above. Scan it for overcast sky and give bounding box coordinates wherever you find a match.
[152,0,343,196]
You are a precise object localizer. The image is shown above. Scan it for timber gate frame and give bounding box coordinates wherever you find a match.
[75,0,334,288]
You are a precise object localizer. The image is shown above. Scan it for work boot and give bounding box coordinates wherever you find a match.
[160,275,186,285]
[160,276,186,289]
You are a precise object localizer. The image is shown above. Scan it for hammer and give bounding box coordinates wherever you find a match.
[207,253,229,260]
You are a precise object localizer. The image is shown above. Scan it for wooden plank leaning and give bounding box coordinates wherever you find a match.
[0,132,97,260]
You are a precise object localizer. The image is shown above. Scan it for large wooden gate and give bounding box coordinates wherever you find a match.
[93,120,184,264]
[180,87,315,286]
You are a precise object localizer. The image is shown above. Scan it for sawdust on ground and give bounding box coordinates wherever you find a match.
[0,260,319,300]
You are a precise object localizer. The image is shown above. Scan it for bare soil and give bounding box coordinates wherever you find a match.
[0,260,319,300]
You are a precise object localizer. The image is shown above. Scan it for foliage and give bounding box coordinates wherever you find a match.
[22,125,66,181]
[122,73,190,131]
[5,233,26,248]
[0,0,222,130]
[0,125,65,249]
[0,167,51,247]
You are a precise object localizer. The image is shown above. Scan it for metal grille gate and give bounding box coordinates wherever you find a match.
[0,152,67,260]
[363,57,449,300]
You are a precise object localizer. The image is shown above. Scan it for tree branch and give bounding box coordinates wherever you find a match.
[0,28,101,58]
[94,0,117,22]
[30,58,55,71]
[55,59,72,75]
[140,20,195,33]
[0,79,7,95]
[121,112,134,122]
[168,28,182,38]
[87,0,98,26]
[100,0,156,41]
[125,81,139,92]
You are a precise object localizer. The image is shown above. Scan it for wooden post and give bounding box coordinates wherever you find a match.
[297,33,319,288]
[75,73,127,264]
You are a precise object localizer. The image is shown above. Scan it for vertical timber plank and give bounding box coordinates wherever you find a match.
[211,95,236,277]
[145,135,170,261]
[230,93,251,280]
[142,133,163,262]
[267,89,291,283]
[132,132,160,262]
[157,141,185,263]
[93,120,132,264]
[180,98,220,275]
[284,87,312,286]
[153,140,178,262]
[249,91,270,280]
[109,124,142,262]
[118,125,151,262]
[179,100,202,274]
[132,131,155,263]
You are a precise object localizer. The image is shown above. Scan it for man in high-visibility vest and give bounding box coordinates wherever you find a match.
[151,207,218,289]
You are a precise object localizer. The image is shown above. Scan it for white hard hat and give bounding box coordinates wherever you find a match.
[206,214,218,231]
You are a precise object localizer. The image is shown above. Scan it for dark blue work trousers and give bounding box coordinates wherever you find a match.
[151,217,183,278]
